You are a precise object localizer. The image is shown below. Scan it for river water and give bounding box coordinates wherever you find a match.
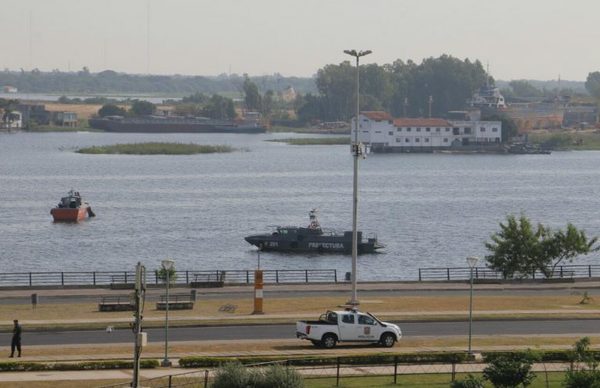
[1,131,599,280]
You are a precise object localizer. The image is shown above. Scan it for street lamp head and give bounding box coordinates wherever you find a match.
[161,259,175,271]
[466,256,479,268]
[344,49,372,58]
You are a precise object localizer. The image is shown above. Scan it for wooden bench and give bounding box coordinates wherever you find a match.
[156,293,194,310]
[98,295,135,312]
[190,272,225,288]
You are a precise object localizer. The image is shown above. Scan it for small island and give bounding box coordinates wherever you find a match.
[268,137,350,146]
[76,142,235,155]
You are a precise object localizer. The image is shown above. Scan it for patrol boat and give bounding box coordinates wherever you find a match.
[50,190,96,222]
[244,209,383,254]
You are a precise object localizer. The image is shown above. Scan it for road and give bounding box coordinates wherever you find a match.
[2,319,598,346]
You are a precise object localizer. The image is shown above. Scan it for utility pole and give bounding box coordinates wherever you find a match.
[403,97,408,117]
[343,49,372,306]
[132,262,146,388]
[428,95,433,118]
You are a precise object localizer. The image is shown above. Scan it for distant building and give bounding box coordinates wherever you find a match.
[2,85,18,93]
[1,111,22,129]
[352,111,502,153]
[15,104,51,126]
[562,105,598,128]
[280,86,297,103]
[52,111,78,127]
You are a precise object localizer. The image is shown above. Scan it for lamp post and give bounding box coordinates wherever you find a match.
[161,259,174,367]
[343,49,372,306]
[466,256,479,356]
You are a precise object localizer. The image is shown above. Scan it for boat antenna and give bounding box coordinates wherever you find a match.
[308,209,321,230]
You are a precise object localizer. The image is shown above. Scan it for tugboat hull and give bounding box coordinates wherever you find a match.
[50,206,90,222]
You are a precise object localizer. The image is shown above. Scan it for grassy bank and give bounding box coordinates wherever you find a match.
[76,142,234,155]
[269,137,349,145]
[529,130,600,150]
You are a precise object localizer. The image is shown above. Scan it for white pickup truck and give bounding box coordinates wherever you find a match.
[296,309,402,348]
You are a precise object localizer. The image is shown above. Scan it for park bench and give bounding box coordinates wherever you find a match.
[156,292,195,310]
[190,272,225,288]
[98,295,135,312]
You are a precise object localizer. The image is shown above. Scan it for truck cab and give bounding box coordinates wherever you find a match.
[296,309,402,349]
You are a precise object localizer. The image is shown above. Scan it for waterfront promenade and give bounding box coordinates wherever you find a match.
[1,280,599,385]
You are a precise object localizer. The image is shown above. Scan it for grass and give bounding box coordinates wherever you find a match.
[1,293,599,331]
[529,130,600,150]
[268,137,350,145]
[0,372,568,388]
[76,142,235,155]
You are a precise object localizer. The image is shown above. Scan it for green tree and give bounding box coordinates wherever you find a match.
[564,337,600,388]
[243,75,261,111]
[261,90,274,117]
[508,80,543,98]
[538,224,598,278]
[130,100,156,116]
[486,215,598,279]
[202,94,236,119]
[585,72,600,100]
[485,215,544,279]
[98,104,126,117]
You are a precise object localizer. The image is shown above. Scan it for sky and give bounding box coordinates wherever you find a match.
[0,0,598,81]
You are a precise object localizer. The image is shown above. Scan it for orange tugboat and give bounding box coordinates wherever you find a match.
[50,190,95,222]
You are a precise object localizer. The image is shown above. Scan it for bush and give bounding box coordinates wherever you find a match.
[450,374,484,388]
[0,359,158,372]
[483,352,537,388]
[211,362,253,388]
[564,337,600,388]
[258,364,303,388]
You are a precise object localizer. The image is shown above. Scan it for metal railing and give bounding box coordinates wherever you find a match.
[418,264,600,281]
[96,358,569,388]
[0,269,339,288]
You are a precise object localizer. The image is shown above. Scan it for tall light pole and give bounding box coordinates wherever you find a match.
[161,259,174,367]
[466,256,479,356]
[344,49,372,306]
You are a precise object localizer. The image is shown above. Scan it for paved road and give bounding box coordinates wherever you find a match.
[2,319,599,346]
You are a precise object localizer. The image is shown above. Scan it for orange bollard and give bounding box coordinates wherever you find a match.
[253,269,264,314]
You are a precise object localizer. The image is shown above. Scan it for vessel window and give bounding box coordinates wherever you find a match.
[396,138,402,143]
[464,127,472,134]
[443,138,449,143]
[436,128,441,132]
[480,127,486,132]
[388,131,393,136]
[405,138,410,143]
[362,130,369,133]
[388,120,393,124]
[406,128,411,132]
[492,128,498,132]
[416,128,421,132]
[375,131,381,133]
[446,128,450,132]
[425,127,430,132]
[415,138,420,142]
[397,128,401,132]
[341,314,355,324]
[424,138,430,142]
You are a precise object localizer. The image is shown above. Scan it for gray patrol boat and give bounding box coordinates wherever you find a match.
[244,209,383,254]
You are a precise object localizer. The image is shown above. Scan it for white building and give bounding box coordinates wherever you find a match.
[352,111,502,153]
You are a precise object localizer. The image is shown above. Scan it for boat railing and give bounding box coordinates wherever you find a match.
[0,269,341,288]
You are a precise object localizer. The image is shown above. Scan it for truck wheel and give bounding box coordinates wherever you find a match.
[321,334,337,349]
[310,340,322,347]
[380,333,395,348]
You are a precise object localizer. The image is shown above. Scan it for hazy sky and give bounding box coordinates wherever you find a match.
[1,0,598,81]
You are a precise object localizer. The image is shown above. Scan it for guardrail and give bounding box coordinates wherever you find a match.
[0,269,339,288]
[418,264,600,281]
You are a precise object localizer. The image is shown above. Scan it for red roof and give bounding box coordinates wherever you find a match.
[392,118,451,127]
[361,111,393,121]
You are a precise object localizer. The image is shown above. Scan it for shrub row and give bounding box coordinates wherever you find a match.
[179,352,469,368]
[0,359,158,372]
[482,350,600,363]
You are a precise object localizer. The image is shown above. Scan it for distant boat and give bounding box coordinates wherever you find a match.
[245,209,384,254]
[50,190,95,222]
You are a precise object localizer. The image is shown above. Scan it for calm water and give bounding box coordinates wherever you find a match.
[1,131,600,280]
